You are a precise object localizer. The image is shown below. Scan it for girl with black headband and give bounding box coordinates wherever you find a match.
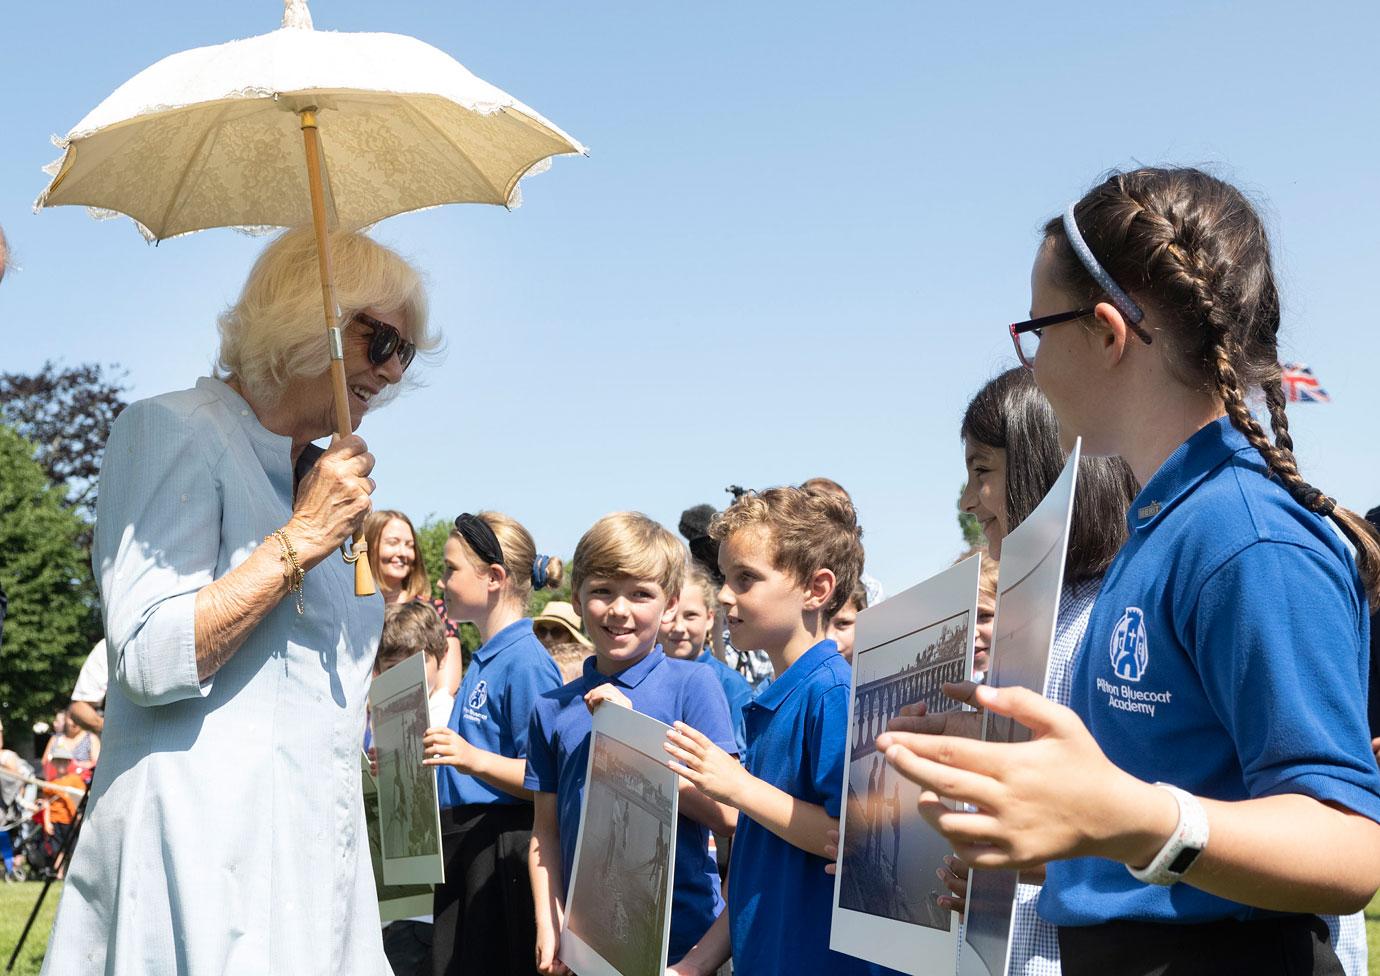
[882,168,1380,975]
[421,511,565,976]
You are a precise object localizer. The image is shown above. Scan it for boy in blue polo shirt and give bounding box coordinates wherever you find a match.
[666,486,890,976]
[525,512,739,973]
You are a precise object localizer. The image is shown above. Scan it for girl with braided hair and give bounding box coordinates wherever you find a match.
[880,168,1380,975]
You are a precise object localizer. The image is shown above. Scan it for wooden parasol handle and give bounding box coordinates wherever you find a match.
[299,108,375,597]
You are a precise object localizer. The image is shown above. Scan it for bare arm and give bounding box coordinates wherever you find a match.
[668,909,731,976]
[192,437,375,684]
[422,728,532,800]
[666,723,834,858]
[883,683,1380,915]
[529,792,571,975]
[677,777,738,835]
[67,700,104,735]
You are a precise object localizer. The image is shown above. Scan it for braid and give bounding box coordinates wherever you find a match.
[1049,167,1380,605]
[1261,377,1296,455]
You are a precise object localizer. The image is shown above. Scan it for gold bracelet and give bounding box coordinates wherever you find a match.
[266,529,305,615]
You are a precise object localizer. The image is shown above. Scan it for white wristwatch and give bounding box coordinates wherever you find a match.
[1126,783,1209,886]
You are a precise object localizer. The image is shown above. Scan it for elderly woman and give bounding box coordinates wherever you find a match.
[41,229,434,976]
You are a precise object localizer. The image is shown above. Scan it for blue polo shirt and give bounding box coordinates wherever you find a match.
[524,648,736,961]
[1041,417,1380,927]
[728,639,885,976]
[697,649,754,754]
[438,618,562,808]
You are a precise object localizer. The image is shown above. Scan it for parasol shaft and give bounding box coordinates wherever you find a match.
[299,108,375,598]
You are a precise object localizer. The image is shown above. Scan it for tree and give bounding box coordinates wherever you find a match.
[0,361,129,521]
[957,485,984,550]
[0,425,98,736]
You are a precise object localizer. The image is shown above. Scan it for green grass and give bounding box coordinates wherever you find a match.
[0,881,62,976]
[0,882,1376,973]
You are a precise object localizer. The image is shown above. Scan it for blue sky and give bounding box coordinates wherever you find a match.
[3,1,1377,593]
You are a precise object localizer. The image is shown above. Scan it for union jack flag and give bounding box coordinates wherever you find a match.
[1280,363,1331,403]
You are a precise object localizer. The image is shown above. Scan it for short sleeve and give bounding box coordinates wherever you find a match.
[806,683,852,817]
[503,652,563,759]
[1189,541,1380,822]
[680,665,736,756]
[94,400,223,707]
[70,641,109,703]
[524,698,560,793]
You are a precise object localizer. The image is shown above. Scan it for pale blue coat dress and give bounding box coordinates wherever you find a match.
[42,377,388,975]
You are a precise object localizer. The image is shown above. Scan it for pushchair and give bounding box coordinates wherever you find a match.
[0,752,41,882]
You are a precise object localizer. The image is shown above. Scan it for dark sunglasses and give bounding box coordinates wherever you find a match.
[453,513,505,568]
[354,312,416,371]
[1008,307,1153,370]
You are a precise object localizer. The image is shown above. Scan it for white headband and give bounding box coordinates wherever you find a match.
[1063,204,1144,325]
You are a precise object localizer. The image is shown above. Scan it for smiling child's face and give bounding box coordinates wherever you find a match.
[574,575,676,672]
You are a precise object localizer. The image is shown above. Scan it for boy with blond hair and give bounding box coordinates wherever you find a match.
[666,487,893,975]
[525,512,739,974]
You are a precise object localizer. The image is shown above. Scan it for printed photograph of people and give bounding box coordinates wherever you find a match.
[566,732,675,976]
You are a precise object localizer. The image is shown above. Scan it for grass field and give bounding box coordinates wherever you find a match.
[0,881,62,976]
[2,882,1380,973]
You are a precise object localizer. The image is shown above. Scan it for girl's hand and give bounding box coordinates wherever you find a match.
[886,684,983,739]
[937,854,969,916]
[1371,737,1379,766]
[422,727,483,775]
[664,722,751,806]
[877,683,1176,870]
[535,927,569,976]
[584,685,633,715]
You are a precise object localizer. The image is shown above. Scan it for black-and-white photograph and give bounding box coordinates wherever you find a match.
[831,555,982,976]
[839,610,969,931]
[563,704,678,976]
[370,653,445,886]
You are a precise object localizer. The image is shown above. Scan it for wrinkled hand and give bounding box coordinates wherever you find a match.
[665,722,751,806]
[584,684,633,715]
[885,684,983,739]
[286,434,376,569]
[422,727,483,775]
[877,683,1172,870]
[936,853,969,916]
[535,928,569,976]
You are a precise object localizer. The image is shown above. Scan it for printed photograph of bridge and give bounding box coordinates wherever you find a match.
[564,730,675,976]
[838,609,971,932]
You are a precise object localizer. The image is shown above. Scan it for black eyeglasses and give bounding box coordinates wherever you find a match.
[353,312,416,371]
[1008,307,1153,369]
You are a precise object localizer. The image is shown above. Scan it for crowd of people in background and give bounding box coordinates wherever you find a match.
[6,166,1380,976]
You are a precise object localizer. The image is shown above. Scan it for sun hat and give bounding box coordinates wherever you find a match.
[532,601,592,648]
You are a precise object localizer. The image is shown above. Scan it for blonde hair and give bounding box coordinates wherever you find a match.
[365,510,430,600]
[453,511,564,604]
[683,565,720,615]
[955,546,998,605]
[711,486,864,618]
[215,228,434,404]
[572,512,685,599]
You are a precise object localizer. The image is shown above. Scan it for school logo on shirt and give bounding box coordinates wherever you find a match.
[467,680,489,711]
[1109,607,1149,682]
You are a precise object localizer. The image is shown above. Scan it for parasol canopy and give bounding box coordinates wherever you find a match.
[35,0,587,241]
